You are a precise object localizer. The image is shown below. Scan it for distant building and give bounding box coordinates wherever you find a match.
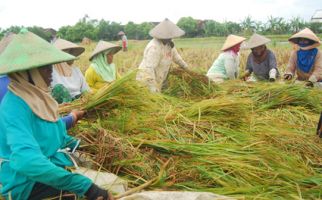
[311,10,322,23]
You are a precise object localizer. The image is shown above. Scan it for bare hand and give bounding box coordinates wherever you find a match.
[283,74,292,80]
[108,192,115,200]
[70,110,86,127]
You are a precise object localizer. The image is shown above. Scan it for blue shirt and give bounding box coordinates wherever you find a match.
[0,75,10,104]
[0,75,74,129]
[0,91,92,199]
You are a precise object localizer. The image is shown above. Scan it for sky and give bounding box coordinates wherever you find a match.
[0,0,320,30]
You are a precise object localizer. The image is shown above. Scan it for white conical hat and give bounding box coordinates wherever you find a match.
[289,28,321,44]
[245,33,271,49]
[149,18,185,39]
[118,31,125,36]
[89,40,121,61]
[53,38,85,57]
[221,35,246,51]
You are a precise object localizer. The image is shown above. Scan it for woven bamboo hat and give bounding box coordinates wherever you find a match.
[221,34,246,51]
[89,40,121,61]
[289,28,320,44]
[0,29,76,75]
[245,33,271,49]
[53,38,85,57]
[149,18,185,39]
[118,31,125,36]
[0,33,16,55]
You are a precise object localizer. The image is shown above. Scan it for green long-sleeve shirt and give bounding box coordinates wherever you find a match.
[0,91,92,200]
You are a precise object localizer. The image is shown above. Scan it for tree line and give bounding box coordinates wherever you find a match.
[1,15,321,42]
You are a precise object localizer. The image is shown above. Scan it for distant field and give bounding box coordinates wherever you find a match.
[75,35,322,77]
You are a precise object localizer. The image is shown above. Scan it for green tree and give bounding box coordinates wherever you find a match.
[308,22,322,34]
[125,22,139,39]
[225,21,242,35]
[28,26,51,41]
[177,17,198,37]
[289,16,307,33]
[266,16,288,34]
[241,16,255,35]
[204,20,226,36]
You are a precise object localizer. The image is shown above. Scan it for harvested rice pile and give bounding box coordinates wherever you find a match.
[61,70,322,200]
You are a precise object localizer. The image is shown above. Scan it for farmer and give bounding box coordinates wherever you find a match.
[0,34,82,131]
[207,34,246,83]
[51,38,90,104]
[0,29,113,200]
[85,41,121,93]
[118,31,128,52]
[241,33,279,82]
[136,18,188,93]
[284,28,322,88]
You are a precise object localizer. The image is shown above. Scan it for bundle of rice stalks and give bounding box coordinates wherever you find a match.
[126,137,322,199]
[59,71,163,114]
[62,72,322,199]
[177,97,252,128]
[249,83,322,112]
[163,68,218,99]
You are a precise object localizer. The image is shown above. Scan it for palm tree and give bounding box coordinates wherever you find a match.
[241,16,255,35]
[289,16,306,33]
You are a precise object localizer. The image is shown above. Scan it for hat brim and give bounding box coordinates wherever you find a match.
[63,47,85,57]
[89,46,122,61]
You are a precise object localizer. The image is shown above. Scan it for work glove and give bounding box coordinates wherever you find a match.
[283,74,293,80]
[85,184,114,200]
[269,69,277,82]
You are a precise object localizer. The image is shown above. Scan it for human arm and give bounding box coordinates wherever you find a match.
[284,51,297,80]
[172,47,188,69]
[4,100,92,196]
[308,51,322,83]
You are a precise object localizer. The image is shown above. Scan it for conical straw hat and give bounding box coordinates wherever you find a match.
[0,33,16,54]
[221,35,246,51]
[245,33,271,49]
[89,40,121,61]
[53,38,85,57]
[149,18,185,39]
[289,28,321,44]
[0,29,76,75]
[118,31,125,36]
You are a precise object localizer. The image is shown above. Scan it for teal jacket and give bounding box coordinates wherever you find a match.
[0,91,92,200]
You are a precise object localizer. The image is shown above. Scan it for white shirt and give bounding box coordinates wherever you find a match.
[136,39,188,92]
[51,66,90,98]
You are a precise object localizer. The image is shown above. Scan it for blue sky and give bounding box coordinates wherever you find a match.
[0,0,320,29]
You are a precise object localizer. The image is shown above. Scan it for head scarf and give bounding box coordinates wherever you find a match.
[8,68,59,122]
[90,50,116,82]
[297,48,318,73]
[53,62,72,77]
[226,43,241,55]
